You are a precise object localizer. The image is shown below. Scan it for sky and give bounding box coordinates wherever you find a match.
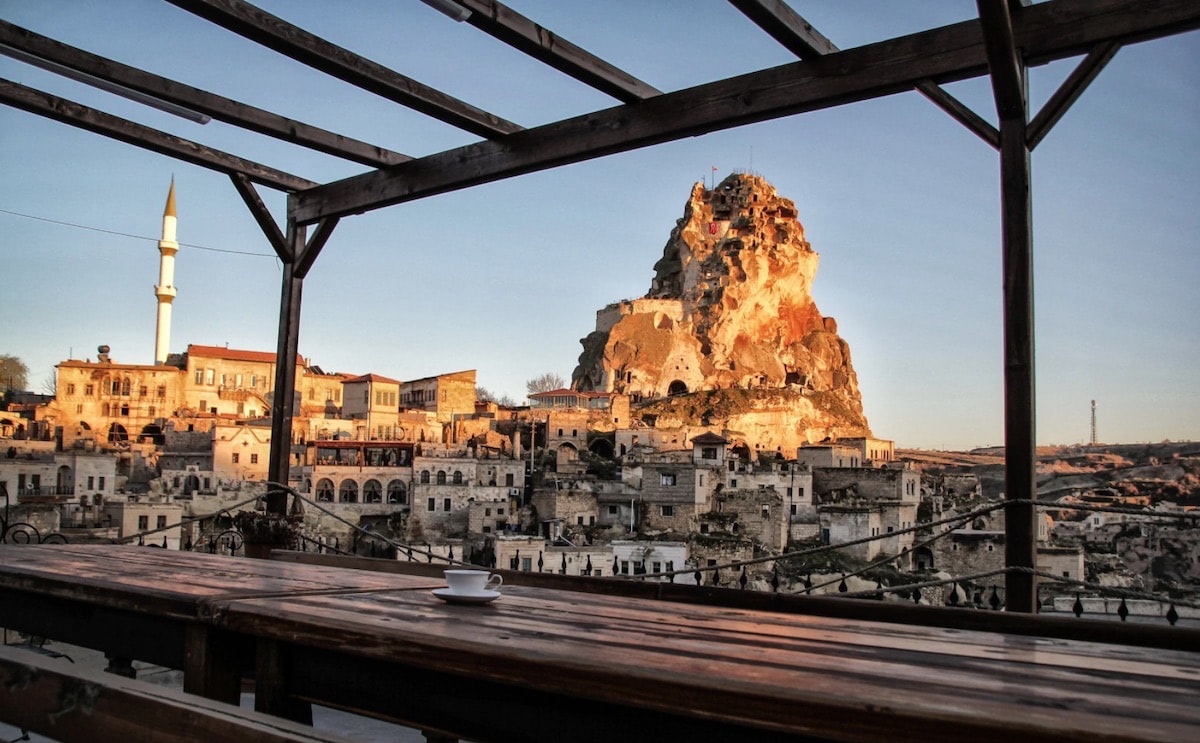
[1,1,1197,451]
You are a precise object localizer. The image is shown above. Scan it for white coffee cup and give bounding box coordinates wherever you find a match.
[444,569,502,595]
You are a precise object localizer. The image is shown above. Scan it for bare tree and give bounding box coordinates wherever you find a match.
[41,370,57,396]
[0,354,29,392]
[526,373,566,396]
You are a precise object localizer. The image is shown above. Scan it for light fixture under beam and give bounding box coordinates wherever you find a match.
[0,41,212,124]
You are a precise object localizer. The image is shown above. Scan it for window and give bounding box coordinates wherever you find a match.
[505,473,515,487]
[316,479,334,502]
[251,375,258,388]
[235,373,243,387]
[76,404,83,414]
[111,380,121,395]
[148,406,156,416]
[98,477,105,489]
[485,508,491,516]
[87,476,94,489]
[427,498,436,512]
[156,515,167,529]
[67,383,76,395]
[730,478,737,488]
[363,479,381,503]
[497,508,504,516]
[199,400,207,411]
[521,557,532,572]
[420,471,430,484]
[700,523,709,534]
[232,453,240,464]
[85,384,94,396]
[339,480,358,503]
[607,505,618,516]
[442,498,451,512]
[701,446,717,460]
[761,505,770,518]
[387,480,407,504]
[652,562,661,574]
[620,561,630,575]
[452,471,463,484]
[138,515,148,530]
[436,471,447,485]
[250,453,258,464]
[660,473,676,486]
[205,369,215,385]
[790,504,797,516]
[195,370,204,385]
[139,385,148,397]
[577,516,584,525]
[661,505,674,517]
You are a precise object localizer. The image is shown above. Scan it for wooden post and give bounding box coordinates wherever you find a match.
[267,220,306,517]
[978,0,1038,612]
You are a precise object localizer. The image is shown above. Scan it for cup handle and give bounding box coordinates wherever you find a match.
[485,574,503,591]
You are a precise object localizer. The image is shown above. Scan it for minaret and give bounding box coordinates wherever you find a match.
[154,179,178,365]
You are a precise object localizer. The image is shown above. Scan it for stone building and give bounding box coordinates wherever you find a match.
[212,422,271,486]
[813,465,921,565]
[400,370,477,424]
[342,373,403,440]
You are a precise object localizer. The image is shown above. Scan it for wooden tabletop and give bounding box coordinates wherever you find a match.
[0,544,441,619]
[3,545,1198,741]
[213,584,1200,742]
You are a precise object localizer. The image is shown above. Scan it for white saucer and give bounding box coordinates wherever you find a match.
[432,588,501,605]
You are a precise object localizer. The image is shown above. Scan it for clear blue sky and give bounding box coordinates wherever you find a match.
[1,1,1196,450]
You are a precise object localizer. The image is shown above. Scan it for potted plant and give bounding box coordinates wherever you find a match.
[233,510,302,559]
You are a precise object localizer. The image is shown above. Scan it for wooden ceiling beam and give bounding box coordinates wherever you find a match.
[730,0,998,147]
[294,0,1198,224]
[0,78,316,192]
[164,0,522,139]
[0,20,409,169]
[1027,41,1121,150]
[727,0,837,59]
[454,0,660,103]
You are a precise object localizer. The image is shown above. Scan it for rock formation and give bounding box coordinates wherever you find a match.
[572,173,871,451]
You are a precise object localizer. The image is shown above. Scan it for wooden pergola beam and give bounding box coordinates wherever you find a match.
[727,0,838,59]
[0,20,409,169]
[1027,41,1121,150]
[164,0,522,139]
[0,78,315,192]
[291,0,1200,224]
[730,0,998,148]
[455,0,661,102]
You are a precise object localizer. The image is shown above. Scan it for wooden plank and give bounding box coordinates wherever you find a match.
[216,588,1200,742]
[290,0,1200,224]
[456,0,661,102]
[0,645,352,743]
[0,78,315,193]
[1027,41,1121,150]
[183,624,245,704]
[0,19,409,168]
[165,0,522,139]
[916,80,1000,148]
[728,0,839,59]
[270,550,1200,651]
[230,173,289,259]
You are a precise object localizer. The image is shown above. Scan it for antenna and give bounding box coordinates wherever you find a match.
[1090,400,1097,445]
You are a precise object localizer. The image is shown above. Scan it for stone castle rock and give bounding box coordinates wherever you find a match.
[572,173,870,451]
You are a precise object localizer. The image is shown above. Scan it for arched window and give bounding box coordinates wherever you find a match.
[121,378,131,396]
[452,470,463,484]
[387,480,407,505]
[339,479,359,503]
[363,479,382,503]
[420,470,430,484]
[101,403,110,416]
[436,471,447,485]
[316,478,335,502]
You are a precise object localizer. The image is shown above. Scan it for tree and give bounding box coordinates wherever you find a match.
[477,386,517,407]
[526,373,566,396]
[0,355,29,393]
[41,370,57,396]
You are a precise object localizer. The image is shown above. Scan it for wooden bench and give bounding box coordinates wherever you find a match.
[0,644,353,743]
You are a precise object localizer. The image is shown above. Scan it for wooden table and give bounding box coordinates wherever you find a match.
[2,545,1199,742]
[0,544,440,703]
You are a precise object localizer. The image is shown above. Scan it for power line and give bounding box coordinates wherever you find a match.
[0,206,276,258]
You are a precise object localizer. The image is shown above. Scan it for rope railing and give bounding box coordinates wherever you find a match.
[91,483,1196,625]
